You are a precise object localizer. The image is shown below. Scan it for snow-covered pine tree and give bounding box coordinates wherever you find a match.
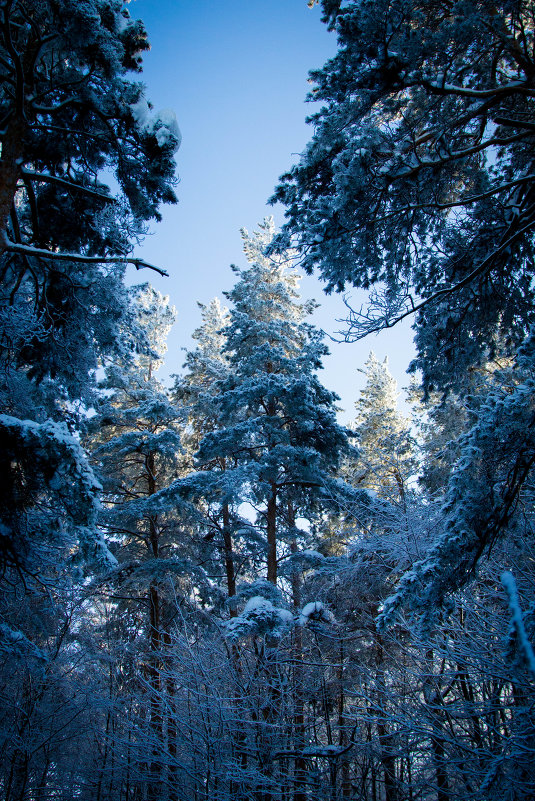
[0,0,180,575]
[178,298,231,451]
[271,0,535,618]
[176,298,232,476]
[88,285,192,800]
[408,384,468,500]
[271,0,535,393]
[0,0,179,263]
[173,298,249,612]
[319,353,420,610]
[349,352,417,503]
[195,218,349,590]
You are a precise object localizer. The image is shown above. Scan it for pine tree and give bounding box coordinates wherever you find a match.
[88,285,192,800]
[173,298,248,612]
[0,0,179,575]
[349,352,417,503]
[272,0,535,393]
[194,218,349,589]
[272,0,535,611]
[0,0,179,263]
[177,297,231,455]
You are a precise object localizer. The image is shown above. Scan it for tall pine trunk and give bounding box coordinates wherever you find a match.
[374,633,398,801]
[422,649,449,801]
[222,501,237,615]
[266,482,277,584]
[146,453,163,801]
[290,508,307,801]
[0,116,24,252]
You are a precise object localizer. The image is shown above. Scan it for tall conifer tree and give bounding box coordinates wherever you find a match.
[195,218,349,587]
[349,352,417,503]
[88,286,191,799]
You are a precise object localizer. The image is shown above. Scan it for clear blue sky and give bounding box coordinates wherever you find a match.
[130,0,415,421]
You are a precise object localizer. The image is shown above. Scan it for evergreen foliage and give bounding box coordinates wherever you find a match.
[2,4,535,801]
[272,0,535,392]
[348,352,417,501]
[0,0,180,573]
[194,218,350,587]
[272,0,535,611]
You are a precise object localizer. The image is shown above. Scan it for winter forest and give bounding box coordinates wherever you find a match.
[2,1,535,800]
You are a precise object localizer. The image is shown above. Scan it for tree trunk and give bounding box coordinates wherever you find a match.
[146,460,162,801]
[290,514,307,801]
[222,502,237,615]
[6,749,29,801]
[374,634,398,801]
[34,753,51,801]
[164,632,179,801]
[337,639,351,799]
[266,482,277,584]
[147,583,162,801]
[422,649,449,801]
[0,116,24,252]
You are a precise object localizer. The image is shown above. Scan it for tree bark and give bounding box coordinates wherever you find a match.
[266,482,277,584]
[422,649,450,801]
[147,583,162,801]
[0,116,24,252]
[164,632,179,801]
[290,511,307,801]
[222,502,237,615]
[146,453,162,801]
[374,634,399,801]
[337,639,351,799]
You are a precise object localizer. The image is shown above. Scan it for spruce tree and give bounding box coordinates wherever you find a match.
[272,0,535,610]
[174,298,244,612]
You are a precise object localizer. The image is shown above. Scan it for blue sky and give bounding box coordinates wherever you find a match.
[130,0,415,421]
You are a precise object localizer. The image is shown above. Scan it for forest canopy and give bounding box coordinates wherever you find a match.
[1,2,535,801]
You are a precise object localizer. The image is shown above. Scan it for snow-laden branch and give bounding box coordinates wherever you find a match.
[2,236,168,276]
[423,78,534,99]
[378,369,535,630]
[369,174,535,225]
[501,571,535,679]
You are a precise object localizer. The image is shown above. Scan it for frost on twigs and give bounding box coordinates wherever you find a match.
[280,548,325,577]
[105,558,196,594]
[0,623,48,664]
[271,0,535,400]
[379,352,535,631]
[231,578,284,608]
